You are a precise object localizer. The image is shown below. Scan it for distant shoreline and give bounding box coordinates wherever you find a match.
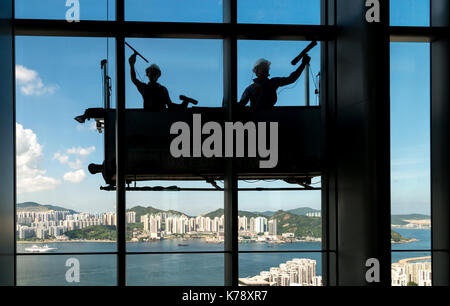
[392,238,418,244]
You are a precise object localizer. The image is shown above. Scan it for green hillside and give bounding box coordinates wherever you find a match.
[287,207,320,216]
[17,202,77,214]
[257,207,320,217]
[391,229,408,242]
[204,208,261,219]
[65,225,116,240]
[269,210,321,238]
[127,205,187,221]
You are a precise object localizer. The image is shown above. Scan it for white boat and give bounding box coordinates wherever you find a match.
[24,245,57,253]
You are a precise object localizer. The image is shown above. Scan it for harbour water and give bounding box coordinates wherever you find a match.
[16,228,431,286]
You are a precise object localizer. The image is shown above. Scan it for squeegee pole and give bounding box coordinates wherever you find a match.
[125,42,149,63]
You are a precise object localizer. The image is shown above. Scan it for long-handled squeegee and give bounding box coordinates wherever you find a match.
[125,41,149,63]
[291,41,318,65]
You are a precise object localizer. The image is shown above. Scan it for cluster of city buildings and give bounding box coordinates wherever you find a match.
[239,258,322,286]
[391,259,432,286]
[140,213,277,239]
[16,210,136,240]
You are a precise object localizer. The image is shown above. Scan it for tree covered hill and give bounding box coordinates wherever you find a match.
[270,210,321,238]
[203,208,261,219]
[127,205,188,221]
[17,202,77,214]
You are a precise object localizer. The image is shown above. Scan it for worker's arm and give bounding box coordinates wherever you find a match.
[277,55,311,87]
[129,53,145,89]
[237,86,251,108]
[163,87,188,110]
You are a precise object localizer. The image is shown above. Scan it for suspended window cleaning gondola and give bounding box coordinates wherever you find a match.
[75,41,322,191]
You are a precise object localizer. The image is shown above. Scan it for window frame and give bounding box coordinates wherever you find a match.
[10,0,447,287]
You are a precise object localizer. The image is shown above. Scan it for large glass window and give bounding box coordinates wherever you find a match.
[126,183,224,254]
[17,255,117,286]
[15,36,117,284]
[15,0,115,21]
[390,0,430,27]
[238,40,321,107]
[238,0,320,25]
[127,254,224,286]
[125,0,222,23]
[390,42,431,286]
[125,38,223,109]
[239,252,322,286]
[237,178,323,286]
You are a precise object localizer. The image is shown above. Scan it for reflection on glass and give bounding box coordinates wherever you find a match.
[127,254,224,285]
[390,0,430,27]
[125,0,222,23]
[239,253,322,286]
[126,182,224,252]
[391,251,431,286]
[238,0,320,25]
[390,42,431,251]
[17,255,116,286]
[15,0,115,21]
[15,37,116,251]
[238,40,321,107]
[238,180,322,251]
[125,38,223,108]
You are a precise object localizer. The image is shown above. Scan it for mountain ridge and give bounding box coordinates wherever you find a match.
[17,202,77,214]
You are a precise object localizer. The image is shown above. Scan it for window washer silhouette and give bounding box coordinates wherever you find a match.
[129,53,196,111]
[237,54,311,110]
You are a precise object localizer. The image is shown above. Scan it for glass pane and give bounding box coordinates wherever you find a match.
[125,38,223,108]
[15,0,115,21]
[16,37,117,251]
[125,0,222,23]
[238,40,321,107]
[127,254,224,285]
[390,0,430,27]
[126,182,224,252]
[238,180,322,251]
[391,251,431,286]
[17,255,116,286]
[390,43,430,251]
[239,252,323,286]
[238,0,320,25]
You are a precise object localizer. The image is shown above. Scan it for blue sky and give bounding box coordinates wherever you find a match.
[14,1,430,216]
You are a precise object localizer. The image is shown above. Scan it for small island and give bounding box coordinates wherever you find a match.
[391,229,417,244]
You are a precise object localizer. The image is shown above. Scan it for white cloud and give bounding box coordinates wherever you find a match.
[16,123,61,194]
[53,152,82,169]
[67,146,96,156]
[68,158,83,170]
[63,169,87,183]
[16,65,57,96]
[52,152,70,164]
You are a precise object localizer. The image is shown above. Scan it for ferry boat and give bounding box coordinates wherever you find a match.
[24,245,57,253]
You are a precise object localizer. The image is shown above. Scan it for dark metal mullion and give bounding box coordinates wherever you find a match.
[430,0,450,286]
[115,0,126,287]
[223,0,238,287]
[12,0,17,287]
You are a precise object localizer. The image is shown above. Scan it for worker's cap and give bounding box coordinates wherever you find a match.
[253,58,271,74]
[146,64,161,75]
